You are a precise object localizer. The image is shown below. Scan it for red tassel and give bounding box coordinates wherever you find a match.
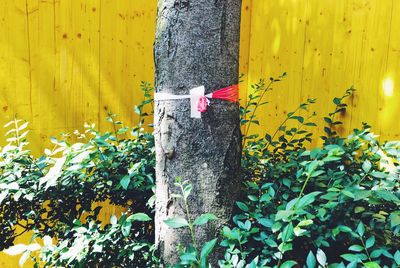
[210,84,239,102]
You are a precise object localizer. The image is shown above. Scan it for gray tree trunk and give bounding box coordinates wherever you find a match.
[154,0,242,265]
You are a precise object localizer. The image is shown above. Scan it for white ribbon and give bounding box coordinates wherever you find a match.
[154,93,190,101]
[154,86,213,118]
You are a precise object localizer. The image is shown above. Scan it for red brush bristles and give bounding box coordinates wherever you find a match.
[211,84,239,102]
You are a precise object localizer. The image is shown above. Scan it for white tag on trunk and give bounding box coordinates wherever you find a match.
[190,86,205,118]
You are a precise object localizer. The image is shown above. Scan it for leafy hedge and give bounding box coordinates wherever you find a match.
[220,83,400,268]
[0,83,156,267]
[0,79,399,268]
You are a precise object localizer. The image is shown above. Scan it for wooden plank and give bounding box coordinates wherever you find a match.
[56,0,101,135]
[349,0,393,140]
[0,2,38,266]
[239,0,252,108]
[0,1,33,144]
[28,0,58,155]
[379,0,400,141]
[246,0,308,138]
[301,0,353,146]
[246,0,398,147]
[98,0,156,133]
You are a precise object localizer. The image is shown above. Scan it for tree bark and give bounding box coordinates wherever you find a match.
[154,0,242,265]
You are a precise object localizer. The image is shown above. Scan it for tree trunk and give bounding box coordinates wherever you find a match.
[154,0,242,265]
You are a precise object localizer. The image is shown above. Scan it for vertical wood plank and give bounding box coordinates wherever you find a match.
[0,1,33,140]
[380,0,400,141]
[239,0,252,106]
[0,2,38,266]
[98,0,156,133]
[57,0,100,133]
[246,0,308,137]
[349,0,392,139]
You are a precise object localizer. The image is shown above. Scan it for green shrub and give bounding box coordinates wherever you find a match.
[38,213,156,267]
[1,78,399,268]
[220,80,400,268]
[1,83,157,267]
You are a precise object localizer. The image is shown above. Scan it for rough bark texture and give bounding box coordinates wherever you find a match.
[154,0,242,265]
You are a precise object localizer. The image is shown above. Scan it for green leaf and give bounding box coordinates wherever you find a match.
[121,221,132,237]
[324,117,332,124]
[200,238,217,267]
[354,206,365,213]
[117,127,129,135]
[39,156,66,190]
[357,222,365,237]
[341,253,359,262]
[370,249,383,259]
[120,176,130,190]
[353,190,372,201]
[298,191,321,209]
[127,213,152,222]
[371,171,387,179]
[222,226,240,240]
[291,116,304,123]
[236,201,249,212]
[258,218,273,228]
[348,245,364,252]
[316,248,327,266]
[248,195,258,201]
[271,222,282,233]
[19,251,30,267]
[333,97,343,105]
[183,184,192,199]
[342,190,355,199]
[338,225,352,233]
[4,244,40,256]
[280,260,297,268]
[164,217,189,228]
[180,252,197,264]
[281,223,294,243]
[362,160,372,173]
[310,170,325,177]
[298,219,313,227]
[365,236,375,248]
[394,250,400,265]
[390,213,400,228]
[363,262,381,268]
[193,213,217,226]
[306,251,316,268]
[275,210,294,221]
[0,190,9,205]
[293,226,306,237]
[260,193,272,202]
[248,256,259,268]
[376,190,400,203]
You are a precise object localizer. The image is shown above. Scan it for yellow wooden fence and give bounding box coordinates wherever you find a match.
[1,0,399,267]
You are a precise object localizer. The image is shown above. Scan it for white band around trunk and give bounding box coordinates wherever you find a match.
[154,86,213,118]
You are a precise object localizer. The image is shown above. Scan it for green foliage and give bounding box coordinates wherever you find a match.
[37,213,155,267]
[1,79,399,268]
[0,84,156,267]
[164,178,218,268]
[220,83,400,267]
